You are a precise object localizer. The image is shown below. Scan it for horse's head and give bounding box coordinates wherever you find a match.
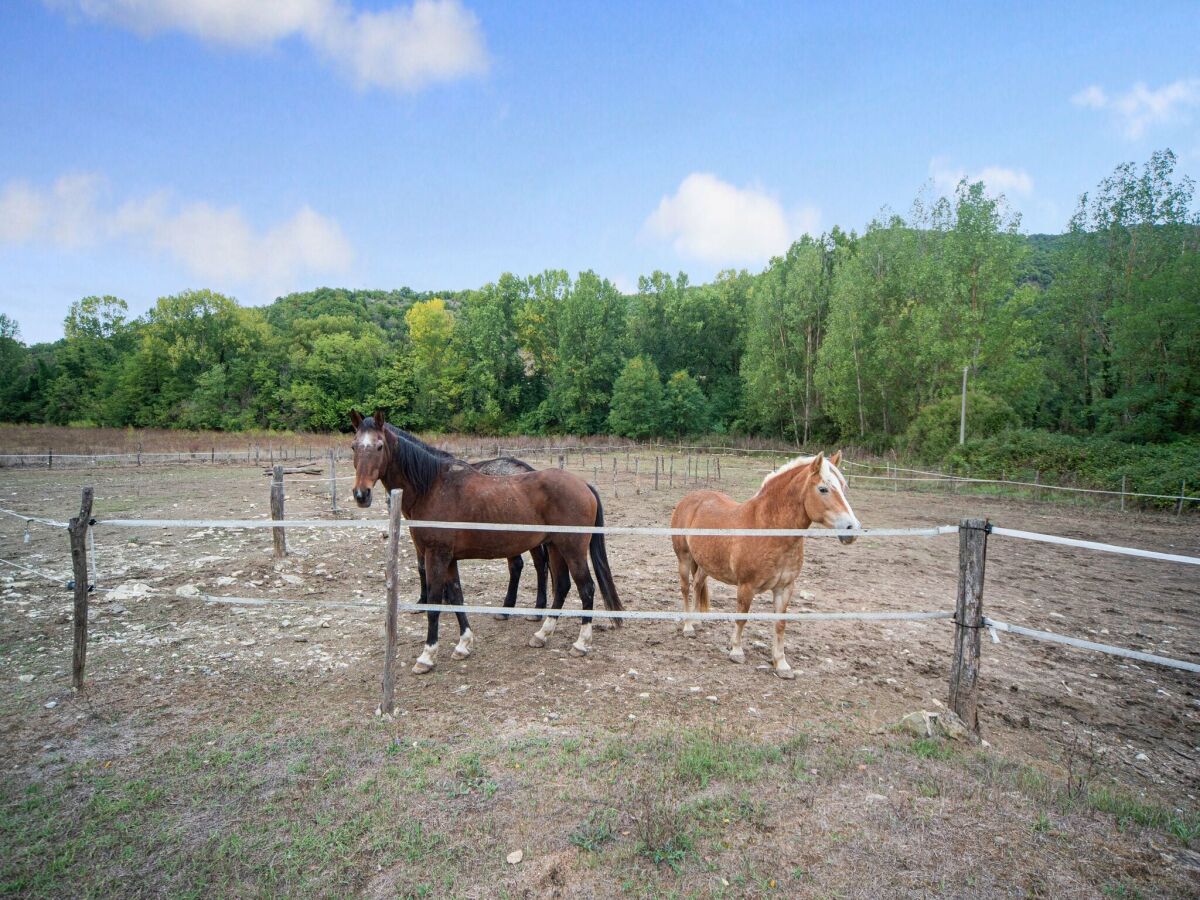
[797,451,860,544]
[349,407,391,508]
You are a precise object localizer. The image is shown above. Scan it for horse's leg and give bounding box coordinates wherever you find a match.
[410,549,428,616]
[729,583,754,664]
[771,584,796,679]
[565,542,597,657]
[497,554,523,621]
[677,552,697,636]
[529,546,570,648]
[693,569,711,636]
[532,544,549,611]
[449,562,474,661]
[414,550,451,674]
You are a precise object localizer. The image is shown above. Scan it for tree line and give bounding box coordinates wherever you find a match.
[1,150,1196,456]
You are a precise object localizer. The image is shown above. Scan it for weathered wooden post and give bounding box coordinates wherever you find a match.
[1178,482,1187,518]
[271,465,286,558]
[635,457,641,495]
[210,446,215,463]
[669,456,674,489]
[1120,474,1126,512]
[380,488,403,715]
[715,456,720,481]
[654,456,660,491]
[558,453,565,470]
[48,448,53,470]
[612,457,618,499]
[949,517,988,734]
[328,448,338,513]
[69,487,94,689]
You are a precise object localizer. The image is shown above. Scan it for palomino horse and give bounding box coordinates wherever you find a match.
[670,452,860,678]
[350,413,550,619]
[350,409,623,673]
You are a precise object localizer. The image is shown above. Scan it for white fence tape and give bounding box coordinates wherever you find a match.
[0,507,68,529]
[93,517,957,539]
[392,602,952,623]
[984,617,1200,674]
[990,525,1200,566]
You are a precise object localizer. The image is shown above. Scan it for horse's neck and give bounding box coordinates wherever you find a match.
[745,469,813,529]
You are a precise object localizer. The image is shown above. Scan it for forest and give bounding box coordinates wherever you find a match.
[1,151,1197,487]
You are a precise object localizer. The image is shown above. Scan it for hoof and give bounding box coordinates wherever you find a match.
[569,644,588,658]
[774,666,796,680]
[451,648,471,661]
[528,634,547,648]
[496,613,510,622]
[595,618,615,631]
[729,648,745,664]
[682,624,696,638]
[411,661,434,675]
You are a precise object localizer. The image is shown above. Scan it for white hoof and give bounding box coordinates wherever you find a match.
[569,644,588,657]
[451,629,473,660]
[528,633,547,648]
[682,623,696,637]
[412,644,437,673]
[729,647,745,664]
[774,663,796,680]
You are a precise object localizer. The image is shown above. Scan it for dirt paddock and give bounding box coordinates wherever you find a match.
[2,451,1197,897]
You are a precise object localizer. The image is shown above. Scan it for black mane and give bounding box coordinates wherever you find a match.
[362,417,448,497]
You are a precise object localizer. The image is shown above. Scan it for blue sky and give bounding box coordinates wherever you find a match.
[2,0,1198,344]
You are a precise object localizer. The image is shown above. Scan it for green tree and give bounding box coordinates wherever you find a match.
[662,370,711,436]
[607,355,664,438]
[546,271,627,433]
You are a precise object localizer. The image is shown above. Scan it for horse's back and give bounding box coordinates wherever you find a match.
[671,490,740,558]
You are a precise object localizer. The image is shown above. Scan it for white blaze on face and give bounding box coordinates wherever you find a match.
[821,458,860,531]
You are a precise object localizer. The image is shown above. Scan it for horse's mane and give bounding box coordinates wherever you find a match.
[755,453,847,495]
[362,417,448,497]
[382,422,459,462]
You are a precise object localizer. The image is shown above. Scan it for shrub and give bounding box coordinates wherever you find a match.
[904,392,1019,461]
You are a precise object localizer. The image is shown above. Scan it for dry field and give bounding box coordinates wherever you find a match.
[1,442,1197,898]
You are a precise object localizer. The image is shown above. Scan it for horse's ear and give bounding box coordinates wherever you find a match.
[830,450,842,468]
[349,409,363,429]
[373,407,387,428]
[809,452,824,473]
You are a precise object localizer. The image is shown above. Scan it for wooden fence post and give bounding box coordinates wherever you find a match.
[271,465,286,558]
[1178,482,1187,518]
[669,456,674,489]
[558,454,565,470]
[612,457,618,499]
[949,517,988,734]
[380,488,403,715]
[328,448,338,513]
[69,487,94,689]
[654,456,660,491]
[48,448,53,470]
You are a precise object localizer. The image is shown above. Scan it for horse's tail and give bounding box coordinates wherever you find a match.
[587,484,623,623]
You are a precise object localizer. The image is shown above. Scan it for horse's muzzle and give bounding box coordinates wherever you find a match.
[353,488,372,508]
[838,523,858,545]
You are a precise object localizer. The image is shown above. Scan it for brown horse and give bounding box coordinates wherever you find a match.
[670,452,859,678]
[350,409,622,673]
[353,419,549,619]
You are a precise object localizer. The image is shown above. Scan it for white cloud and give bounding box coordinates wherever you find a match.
[0,173,353,286]
[48,0,489,91]
[930,158,1033,198]
[644,173,818,266]
[1071,78,1200,139]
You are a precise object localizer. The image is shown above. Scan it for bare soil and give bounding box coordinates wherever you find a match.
[1,450,1197,898]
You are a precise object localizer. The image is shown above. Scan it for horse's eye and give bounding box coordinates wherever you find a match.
[818,486,830,494]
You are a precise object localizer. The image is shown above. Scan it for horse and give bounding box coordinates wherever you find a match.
[670,451,859,679]
[349,408,623,673]
[351,417,550,619]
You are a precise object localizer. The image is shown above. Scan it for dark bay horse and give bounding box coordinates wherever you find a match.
[350,409,622,673]
[349,415,549,619]
[671,452,860,678]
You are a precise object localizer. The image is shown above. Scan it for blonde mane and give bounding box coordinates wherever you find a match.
[755,453,848,497]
